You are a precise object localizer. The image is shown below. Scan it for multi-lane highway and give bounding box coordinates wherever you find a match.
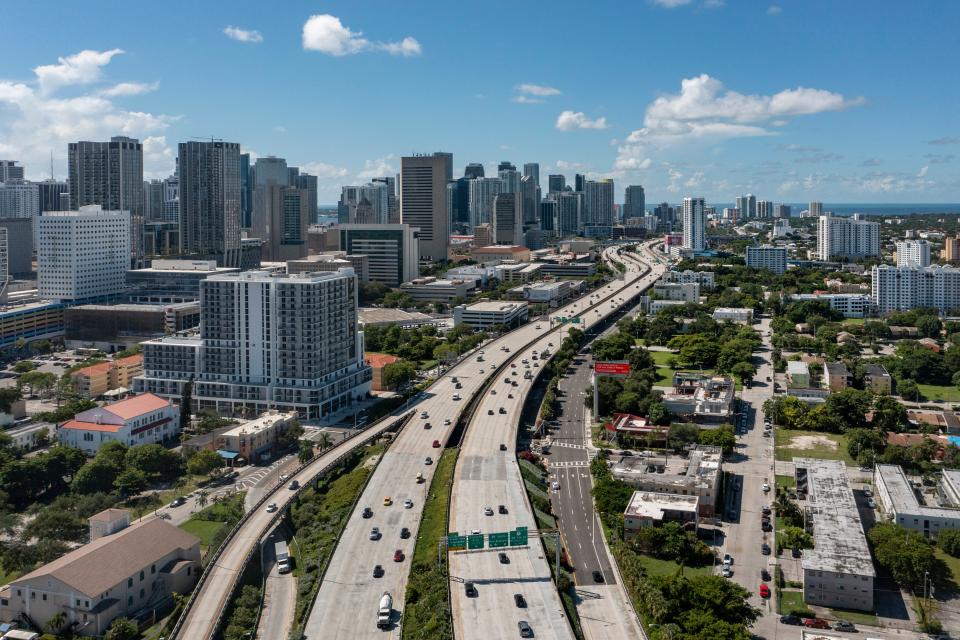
[303,243,658,639]
[448,244,665,640]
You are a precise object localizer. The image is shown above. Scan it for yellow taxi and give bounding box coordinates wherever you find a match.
[383,496,393,506]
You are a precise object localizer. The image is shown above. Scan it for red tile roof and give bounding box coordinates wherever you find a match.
[60,420,123,433]
[102,392,170,420]
[366,353,400,369]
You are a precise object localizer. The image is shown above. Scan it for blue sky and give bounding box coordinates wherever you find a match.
[0,0,957,204]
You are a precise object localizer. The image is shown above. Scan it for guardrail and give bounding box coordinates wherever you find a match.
[169,411,410,639]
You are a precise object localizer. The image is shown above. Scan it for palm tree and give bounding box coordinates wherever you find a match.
[195,490,209,510]
[318,432,333,451]
[46,611,68,635]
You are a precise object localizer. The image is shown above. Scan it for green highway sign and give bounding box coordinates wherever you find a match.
[447,533,466,550]
[468,534,485,550]
[489,532,509,548]
[510,527,529,546]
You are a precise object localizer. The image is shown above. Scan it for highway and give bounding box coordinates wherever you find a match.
[448,243,665,640]
[304,243,659,640]
[170,413,407,639]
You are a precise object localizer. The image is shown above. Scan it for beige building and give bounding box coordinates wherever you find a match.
[214,411,299,464]
[470,245,530,263]
[824,362,852,392]
[0,514,200,637]
[287,252,369,282]
[623,491,699,537]
[70,354,143,399]
[610,446,722,516]
[863,363,892,395]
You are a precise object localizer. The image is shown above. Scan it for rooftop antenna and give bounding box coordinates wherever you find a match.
[49,150,54,181]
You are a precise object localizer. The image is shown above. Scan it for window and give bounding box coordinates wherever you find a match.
[140,588,145,599]
[140,570,144,581]
[151,564,156,574]
[128,595,133,606]
[128,578,133,587]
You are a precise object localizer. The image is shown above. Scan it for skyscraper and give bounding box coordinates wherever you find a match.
[0,181,39,220]
[556,192,582,237]
[895,240,931,268]
[371,176,398,224]
[240,153,253,228]
[296,173,319,223]
[575,174,586,192]
[809,201,823,218]
[37,179,68,216]
[548,174,565,194]
[68,136,144,265]
[498,167,521,194]
[467,177,503,228]
[253,156,289,188]
[540,199,557,232]
[400,152,452,262]
[520,174,539,225]
[492,192,522,246]
[654,202,675,232]
[817,215,880,260]
[144,179,165,221]
[745,194,757,218]
[464,163,485,180]
[253,185,309,261]
[757,200,774,218]
[522,162,540,187]
[582,179,614,233]
[497,161,516,172]
[0,161,25,182]
[681,197,705,252]
[623,185,646,219]
[177,140,242,267]
[774,204,791,218]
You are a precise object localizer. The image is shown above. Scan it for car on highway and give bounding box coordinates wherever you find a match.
[802,618,829,629]
[518,621,534,638]
[424,422,432,429]
[484,507,494,516]
[444,418,452,425]
[499,504,508,514]
[288,480,300,490]
[592,570,605,583]
[393,549,404,562]
[369,527,381,540]
[403,499,413,509]
[169,496,187,508]
[498,552,509,564]
[373,565,384,578]
[834,621,856,632]
[488,409,494,415]
[759,584,770,599]
[465,582,477,597]
[491,389,497,395]
[508,393,514,398]
[383,496,393,506]
[432,440,441,448]
[514,593,527,608]
[424,456,433,465]
[400,527,410,539]
[416,472,424,483]
[420,411,429,419]
[362,506,373,518]
[500,443,507,451]
[551,481,560,490]
[499,407,507,414]
[266,503,278,513]
[761,543,771,555]
[780,614,802,626]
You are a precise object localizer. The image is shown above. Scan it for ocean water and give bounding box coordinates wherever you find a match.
[716,203,960,216]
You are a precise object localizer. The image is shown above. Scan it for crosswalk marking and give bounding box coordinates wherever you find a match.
[550,460,590,468]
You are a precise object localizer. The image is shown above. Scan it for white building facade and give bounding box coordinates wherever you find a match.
[871,265,960,315]
[746,245,788,275]
[895,239,932,268]
[817,215,880,260]
[681,197,705,252]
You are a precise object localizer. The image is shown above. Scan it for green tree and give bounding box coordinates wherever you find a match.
[179,378,193,432]
[846,428,887,465]
[72,460,119,494]
[12,360,35,373]
[868,522,943,590]
[298,441,315,465]
[667,423,699,451]
[823,388,872,431]
[779,526,813,550]
[125,444,184,481]
[382,360,417,389]
[0,386,21,414]
[698,425,736,453]
[871,395,909,432]
[938,530,960,557]
[186,449,224,477]
[730,361,756,385]
[46,611,68,635]
[17,370,57,396]
[113,468,148,496]
[104,617,139,640]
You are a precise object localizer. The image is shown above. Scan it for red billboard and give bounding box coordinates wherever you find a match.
[595,362,631,376]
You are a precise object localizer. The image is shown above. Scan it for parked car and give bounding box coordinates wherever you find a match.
[762,521,773,532]
[723,553,733,566]
[465,582,477,597]
[780,614,802,626]
[761,543,771,555]
[759,584,770,599]
[834,621,857,632]
[867,498,876,508]
[514,593,527,608]
[803,618,830,629]
[373,564,384,578]
[760,569,771,582]
[721,566,733,578]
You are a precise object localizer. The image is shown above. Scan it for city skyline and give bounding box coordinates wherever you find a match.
[0,2,958,204]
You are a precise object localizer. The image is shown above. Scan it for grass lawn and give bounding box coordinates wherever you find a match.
[840,318,865,325]
[778,589,811,615]
[776,474,796,490]
[828,608,878,626]
[179,518,225,548]
[413,448,457,565]
[636,554,712,578]
[935,548,960,594]
[650,350,677,366]
[775,428,853,465]
[917,384,960,403]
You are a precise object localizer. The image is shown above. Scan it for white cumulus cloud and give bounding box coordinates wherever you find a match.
[223,26,264,44]
[556,111,608,131]
[302,14,421,57]
[99,81,159,97]
[357,155,397,180]
[651,0,693,7]
[516,83,561,97]
[301,161,349,179]
[767,5,782,15]
[34,49,124,94]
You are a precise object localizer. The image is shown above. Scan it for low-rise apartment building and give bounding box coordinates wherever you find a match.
[623,491,699,537]
[824,362,852,392]
[874,464,960,538]
[653,282,699,303]
[70,355,144,398]
[661,373,736,423]
[213,411,298,464]
[794,457,875,612]
[789,293,871,318]
[366,353,401,391]
[863,363,892,394]
[712,307,753,323]
[610,446,722,516]
[57,393,179,455]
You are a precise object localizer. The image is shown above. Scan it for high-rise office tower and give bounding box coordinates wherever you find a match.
[0,226,8,300]
[575,174,586,192]
[745,194,757,218]
[400,152,452,262]
[556,192,582,237]
[681,197,706,252]
[654,202,675,232]
[895,240,932,268]
[582,179,615,232]
[944,237,960,263]
[520,175,539,225]
[498,167,521,194]
[296,173,318,223]
[448,177,471,226]
[0,161,25,182]
[68,136,144,266]
[757,200,773,218]
[240,153,253,228]
[177,140,242,267]
[540,199,557,232]
[623,185,646,219]
[497,161,516,172]
[492,192,522,245]
[548,174,566,194]
[38,206,130,302]
[371,176,398,224]
[774,204,791,219]
[287,166,300,186]
[817,215,880,260]
[339,183,390,225]
[37,180,68,216]
[253,156,289,188]
[522,163,540,187]
[253,185,309,261]
[144,179,165,221]
[467,177,503,228]
[809,201,823,218]
[464,163,485,180]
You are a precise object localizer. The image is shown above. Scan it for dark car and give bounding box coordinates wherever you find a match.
[592,570,605,583]
[834,621,857,632]
[488,409,494,415]
[760,569,771,582]
[792,547,802,558]
[761,543,771,555]
[373,564,384,578]
[400,527,411,539]
[169,496,187,508]
[499,552,509,564]
[761,521,773,532]
[514,593,527,608]
[518,621,533,638]
[393,549,404,562]
[499,443,507,451]
[499,407,507,414]
[761,505,771,515]
[498,504,508,514]
[362,506,373,518]
[780,614,802,626]
[424,422,432,429]
[465,582,477,597]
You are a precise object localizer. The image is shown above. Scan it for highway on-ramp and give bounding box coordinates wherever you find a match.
[448,245,665,640]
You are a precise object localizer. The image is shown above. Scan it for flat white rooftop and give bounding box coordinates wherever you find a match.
[624,491,699,520]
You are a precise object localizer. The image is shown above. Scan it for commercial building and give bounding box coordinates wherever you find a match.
[944,237,960,263]
[871,264,960,315]
[366,353,402,391]
[337,223,419,286]
[661,373,736,423]
[652,282,699,303]
[68,137,144,265]
[135,269,372,419]
[0,218,33,276]
[514,280,582,306]
[214,411,299,464]
[492,192,523,246]
[895,239,932,268]
[659,269,715,289]
[817,215,880,260]
[794,458,875,612]
[874,465,960,538]
[582,179,615,234]
[453,300,528,329]
[863,363,892,394]
[555,192,582,237]
[495,262,542,284]
[126,259,238,303]
[623,491,699,537]
[0,160,24,182]
[0,514,199,637]
[358,308,444,331]
[287,253,369,282]
[0,181,39,225]
[611,446,722,516]
[789,293,871,318]
[400,277,473,303]
[537,259,596,278]
[470,244,531,263]
[177,141,242,267]
[746,245,788,275]
[787,360,811,388]
[38,206,130,302]
[467,177,503,228]
[623,185,645,219]
[824,361,852,392]
[338,183,391,225]
[57,393,179,455]
[70,355,144,399]
[0,300,64,349]
[400,152,452,262]
[252,184,309,262]
[808,201,823,218]
[712,307,753,323]
[681,197,705,252]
